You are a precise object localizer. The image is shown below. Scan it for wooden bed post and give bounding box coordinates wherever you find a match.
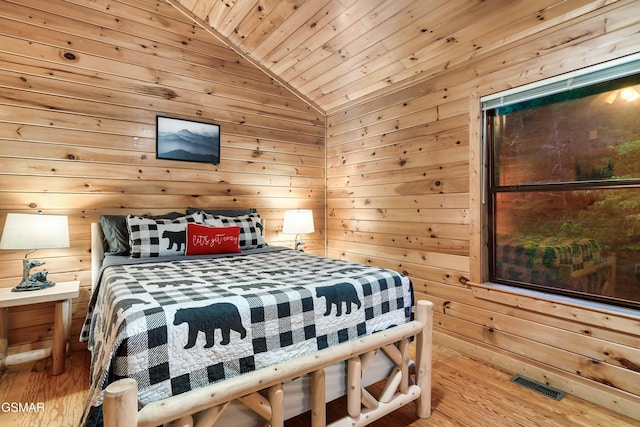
[415,299,434,418]
[347,356,362,419]
[311,369,326,427]
[104,378,139,427]
[268,384,284,426]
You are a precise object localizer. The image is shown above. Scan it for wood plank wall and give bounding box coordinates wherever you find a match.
[0,0,325,353]
[326,0,640,420]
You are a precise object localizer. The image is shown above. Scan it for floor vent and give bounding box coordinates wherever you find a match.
[509,374,566,401]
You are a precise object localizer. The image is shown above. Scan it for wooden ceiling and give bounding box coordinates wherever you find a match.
[171,0,601,113]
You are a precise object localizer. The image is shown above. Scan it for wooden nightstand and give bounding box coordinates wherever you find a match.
[0,280,80,375]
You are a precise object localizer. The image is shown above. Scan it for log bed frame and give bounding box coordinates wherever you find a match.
[91,223,433,427]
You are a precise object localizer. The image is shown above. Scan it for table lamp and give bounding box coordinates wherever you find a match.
[0,212,70,292]
[282,209,314,251]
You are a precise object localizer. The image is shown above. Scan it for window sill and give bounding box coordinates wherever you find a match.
[469,282,640,331]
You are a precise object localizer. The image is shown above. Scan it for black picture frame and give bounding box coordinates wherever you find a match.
[156,115,220,164]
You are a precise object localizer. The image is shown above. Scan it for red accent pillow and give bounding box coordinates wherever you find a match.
[185,224,241,255]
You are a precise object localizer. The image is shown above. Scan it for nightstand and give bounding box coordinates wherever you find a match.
[0,280,80,375]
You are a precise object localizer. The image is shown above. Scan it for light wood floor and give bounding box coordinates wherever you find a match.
[0,344,637,427]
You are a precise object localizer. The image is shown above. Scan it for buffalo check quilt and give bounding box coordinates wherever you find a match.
[80,248,413,426]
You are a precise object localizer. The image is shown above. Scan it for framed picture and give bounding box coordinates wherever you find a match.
[156,116,220,164]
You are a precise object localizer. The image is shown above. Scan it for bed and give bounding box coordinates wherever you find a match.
[81,210,433,427]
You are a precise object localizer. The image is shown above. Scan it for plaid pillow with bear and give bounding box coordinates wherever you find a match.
[127,212,203,258]
[202,212,266,250]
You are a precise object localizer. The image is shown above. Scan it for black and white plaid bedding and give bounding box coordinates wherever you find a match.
[80,247,413,426]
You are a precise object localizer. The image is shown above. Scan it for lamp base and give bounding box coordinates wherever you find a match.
[12,279,55,292]
[13,250,55,291]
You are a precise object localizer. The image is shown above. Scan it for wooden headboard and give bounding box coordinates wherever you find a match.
[91,223,105,286]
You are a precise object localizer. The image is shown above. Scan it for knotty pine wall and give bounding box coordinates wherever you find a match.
[326,0,639,420]
[0,0,325,354]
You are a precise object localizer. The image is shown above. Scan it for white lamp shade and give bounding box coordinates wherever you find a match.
[282,209,315,235]
[0,213,70,250]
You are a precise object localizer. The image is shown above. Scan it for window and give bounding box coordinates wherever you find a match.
[482,57,640,309]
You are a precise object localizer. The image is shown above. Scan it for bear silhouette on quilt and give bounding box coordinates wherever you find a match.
[173,302,247,349]
[316,282,362,316]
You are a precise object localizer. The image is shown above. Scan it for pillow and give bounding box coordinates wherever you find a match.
[187,208,257,216]
[100,212,186,255]
[149,211,188,220]
[203,212,266,250]
[185,224,241,255]
[127,212,203,258]
[100,215,129,255]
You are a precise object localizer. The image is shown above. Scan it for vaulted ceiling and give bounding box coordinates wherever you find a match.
[171,0,601,113]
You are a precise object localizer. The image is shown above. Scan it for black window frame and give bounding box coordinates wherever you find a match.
[482,57,640,310]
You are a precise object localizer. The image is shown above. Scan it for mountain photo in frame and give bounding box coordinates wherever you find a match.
[156,116,221,164]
